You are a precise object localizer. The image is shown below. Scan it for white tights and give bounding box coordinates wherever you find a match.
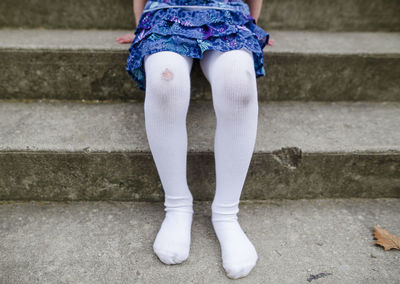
[144,48,258,279]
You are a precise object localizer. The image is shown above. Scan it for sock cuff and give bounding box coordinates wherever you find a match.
[164,194,194,214]
[211,201,240,222]
[211,201,240,213]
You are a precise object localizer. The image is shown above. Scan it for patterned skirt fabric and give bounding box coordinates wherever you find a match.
[126,0,270,91]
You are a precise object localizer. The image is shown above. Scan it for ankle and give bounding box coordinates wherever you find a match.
[211,201,240,222]
[164,194,194,214]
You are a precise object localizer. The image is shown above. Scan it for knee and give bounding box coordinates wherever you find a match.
[213,68,258,115]
[145,65,191,114]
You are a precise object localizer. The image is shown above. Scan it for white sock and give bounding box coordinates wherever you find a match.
[144,51,194,264]
[200,48,259,279]
[212,204,258,279]
[153,196,193,264]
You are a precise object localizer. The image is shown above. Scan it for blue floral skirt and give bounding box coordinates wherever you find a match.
[126,2,270,91]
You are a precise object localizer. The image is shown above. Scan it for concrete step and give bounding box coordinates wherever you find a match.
[1,29,399,102]
[0,100,399,201]
[1,198,399,283]
[1,0,399,31]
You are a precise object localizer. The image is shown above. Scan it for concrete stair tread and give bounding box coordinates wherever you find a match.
[1,29,400,55]
[1,198,399,283]
[1,100,399,153]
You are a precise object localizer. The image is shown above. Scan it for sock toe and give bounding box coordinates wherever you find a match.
[154,248,188,265]
[224,261,257,279]
[173,253,188,264]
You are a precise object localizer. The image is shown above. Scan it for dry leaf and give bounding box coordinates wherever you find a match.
[373,225,400,251]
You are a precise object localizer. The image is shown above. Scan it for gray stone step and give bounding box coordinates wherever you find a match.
[1,29,399,101]
[1,0,399,31]
[0,100,399,201]
[1,199,399,283]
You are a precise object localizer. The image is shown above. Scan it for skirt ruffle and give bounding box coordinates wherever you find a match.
[126,7,270,91]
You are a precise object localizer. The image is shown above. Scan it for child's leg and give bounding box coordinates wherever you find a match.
[200,48,259,279]
[144,51,194,264]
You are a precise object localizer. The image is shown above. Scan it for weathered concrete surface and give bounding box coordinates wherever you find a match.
[0,29,399,101]
[1,151,399,201]
[0,0,133,30]
[1,0,399,31]
[0,199,399,283]
[1,101,400,153]
[0,101,399,201]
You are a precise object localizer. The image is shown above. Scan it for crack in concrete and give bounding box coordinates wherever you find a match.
[307,272,333,282]
[271,147,303,170]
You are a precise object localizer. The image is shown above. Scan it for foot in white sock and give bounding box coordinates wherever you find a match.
[212,204,258,279]
[153,195,194,265]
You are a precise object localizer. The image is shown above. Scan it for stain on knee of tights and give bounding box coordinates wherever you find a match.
[161,68,174,81]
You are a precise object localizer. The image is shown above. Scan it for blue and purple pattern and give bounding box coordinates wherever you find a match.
[126,0,270,90]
